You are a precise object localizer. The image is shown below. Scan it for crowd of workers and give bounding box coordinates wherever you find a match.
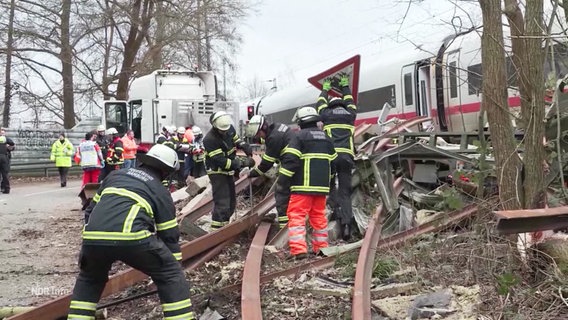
[0,74,358,319]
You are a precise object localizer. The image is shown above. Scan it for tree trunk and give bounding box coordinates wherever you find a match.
[116,0,155,100]
[479,0,524,210]
[2,0,16,128]
[102,0,116,100]
[521,0,546,208]
[60,0,75,128]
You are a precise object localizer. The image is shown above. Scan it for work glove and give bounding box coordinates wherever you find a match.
[242,143,253,157]
[339,74,349,87]
[248,168,262,178]
[243,156,256,168]
[322,78,332,91]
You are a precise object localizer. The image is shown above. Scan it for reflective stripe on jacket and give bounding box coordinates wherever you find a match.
[279,126,337,195]
[50,139,74,167]
[203,125,241,175]
[316,86,357,156]
[84,168,182,260]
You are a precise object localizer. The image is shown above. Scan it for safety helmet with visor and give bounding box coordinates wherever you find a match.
[210,111,232,131]
[137,144,180,175]
[292,106,320,124]
[245,115,265,138]
[177,126,186,135]
[192,126,203,136]
[106,127,118,135]
[96,125,106,132]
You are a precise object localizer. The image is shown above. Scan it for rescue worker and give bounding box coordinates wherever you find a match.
[100,127,124,181]
[245,115,296,229]
[74,132,104,187]
[317,75,357,241]
[120,129,138,169]
[50,132,74,187]
[157,125,176,149]
[203,111,255,230]
[279,106,336,259]
[172,126,191,186]
[95,125,110,182]
[68,144,194,320]
[0,128,15,194]
[190,126,206,178]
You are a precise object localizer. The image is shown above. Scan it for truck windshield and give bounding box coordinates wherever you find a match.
[105,102,128,136]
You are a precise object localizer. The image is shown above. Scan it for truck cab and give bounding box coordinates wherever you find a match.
[102,69,239,150]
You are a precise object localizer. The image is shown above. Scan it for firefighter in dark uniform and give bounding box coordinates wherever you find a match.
[172,126,191,186]
[67,144,195,320]
[100,127,124,181]
[0,128,15,194]
[278,106,336,259]
[203,111,255,230]
[245,115,296,228]
[317,74,357,241]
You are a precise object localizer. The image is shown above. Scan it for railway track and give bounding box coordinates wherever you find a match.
[7,119,482,320]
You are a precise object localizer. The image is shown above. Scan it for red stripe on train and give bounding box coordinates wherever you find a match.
[354,96,522,126]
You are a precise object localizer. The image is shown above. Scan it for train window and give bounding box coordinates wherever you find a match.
[467,64,482,95]
[449,61,458,98]
[404,73,413,106]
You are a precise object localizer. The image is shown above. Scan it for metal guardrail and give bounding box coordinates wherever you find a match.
[10,160,83,177]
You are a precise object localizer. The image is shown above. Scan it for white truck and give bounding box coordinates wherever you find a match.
[102,69,239,151]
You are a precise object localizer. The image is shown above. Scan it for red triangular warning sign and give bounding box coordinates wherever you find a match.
[307,55,361,104]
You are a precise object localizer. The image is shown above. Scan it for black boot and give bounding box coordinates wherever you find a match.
[342,223,351,241]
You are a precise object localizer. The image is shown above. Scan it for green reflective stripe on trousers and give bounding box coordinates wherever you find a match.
[100,187,154,218]
[164,312,195,320]
[67,315,95,320]
[70,300,97,311]
[156,218,178,231]
[122,205,141,233]
[83,230,152,241]
[162,298,192,312]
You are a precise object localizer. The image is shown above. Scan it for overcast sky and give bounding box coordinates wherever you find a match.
[234,0,483,95]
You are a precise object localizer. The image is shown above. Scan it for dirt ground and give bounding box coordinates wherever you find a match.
[0,177,84,307]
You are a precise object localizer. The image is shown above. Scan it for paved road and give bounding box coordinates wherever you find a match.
[0,179,83,213]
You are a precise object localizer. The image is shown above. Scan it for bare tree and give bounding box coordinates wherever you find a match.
[479,0,524,210]
[2,0,15,127]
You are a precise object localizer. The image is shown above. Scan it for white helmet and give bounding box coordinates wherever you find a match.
[137,144,180,173]
[106,127,118,135]
[292,106,320,124]
[210,111,232,131]
[192,126,203,136]
[96,125,106,132]
[245,115,265,138]
[177,126,186,134]
[167,125,176,135]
